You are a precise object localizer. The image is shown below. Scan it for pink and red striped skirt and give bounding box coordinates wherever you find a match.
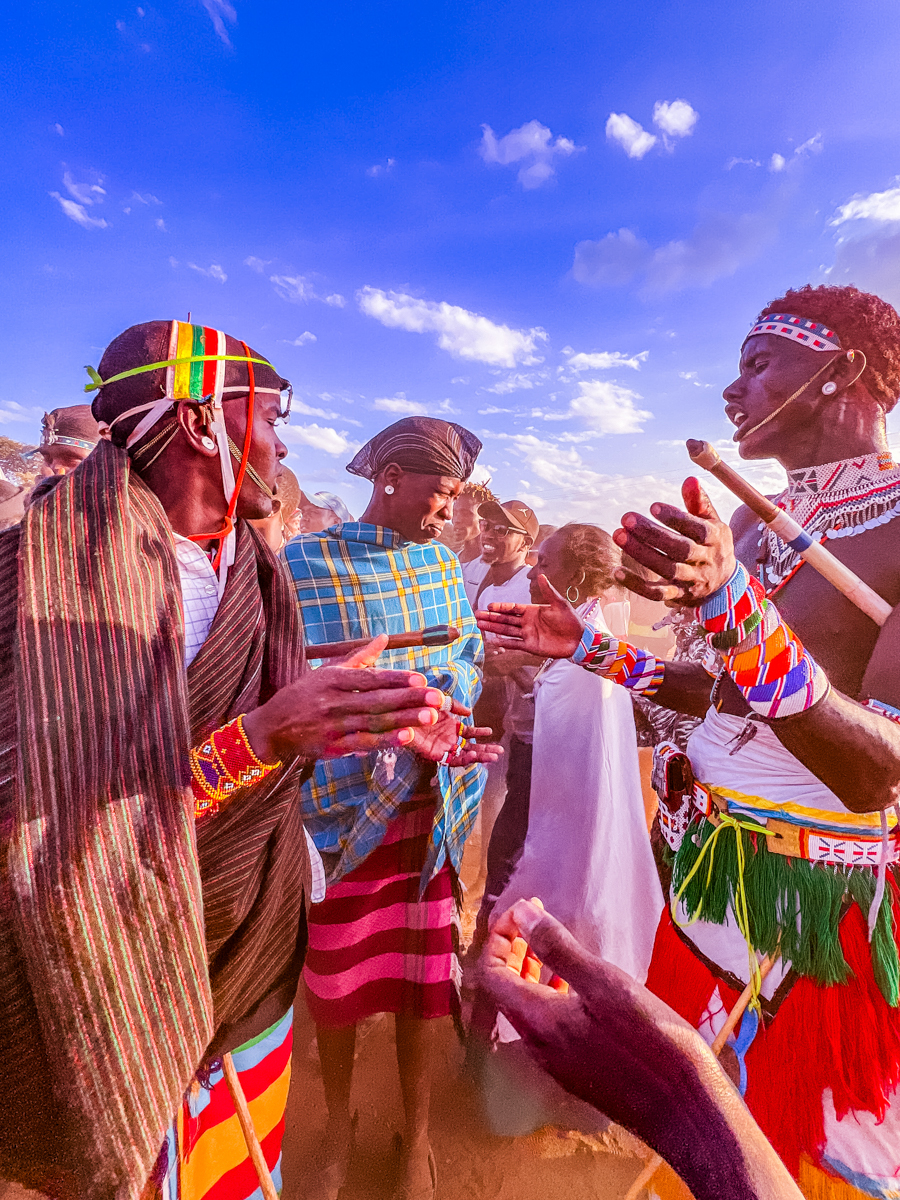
[303,800,459,1029]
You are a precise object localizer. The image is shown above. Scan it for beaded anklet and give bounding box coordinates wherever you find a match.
[572,627,666,696]
[189,715,281,818]
[699,562,828,719]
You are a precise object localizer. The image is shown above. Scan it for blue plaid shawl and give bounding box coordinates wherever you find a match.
[283,522,485,890]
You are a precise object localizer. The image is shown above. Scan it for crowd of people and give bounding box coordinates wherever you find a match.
[0,283,899,1200]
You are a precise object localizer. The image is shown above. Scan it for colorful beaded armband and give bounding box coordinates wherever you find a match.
[572,627,665,696]
[699,562,828,719]
[189,715,281,818]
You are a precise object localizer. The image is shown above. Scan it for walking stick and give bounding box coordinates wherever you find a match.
[623,952,781,1200]
[222,1051,280,1200]
[686,439,891,626]
[311,624,461,659]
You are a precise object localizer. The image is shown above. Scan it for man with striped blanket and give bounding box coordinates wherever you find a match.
[284,416,500,1200]
[0,322,447,1200]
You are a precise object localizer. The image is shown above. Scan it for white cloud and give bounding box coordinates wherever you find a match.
[551,379,652,434]
[487,433,677,527]
[367,158,396,177]
[63,171,106,206]
[479,120,582,189]
[357,286,547,368]
[271,274,315,302]
[324,293,346,307]
[52,123,64,136]
[244,255,270,273]
[373,394,429,415]
[131,190,161,205]
[283,331,316,346]
[652,99,698,139]
[573,228,651,285]
[485,372,543,394]
[290,399,338,418]
[605,113,657,160]
[832,185,900,225]
[574,213,769,293]
[565,349,648,373]
[155,218,167,231]
[200,0,236,45]
[49,192,109,229]
[168,256,179,268]
[769,153,786,172]
[795,133,823,158]
[188,262,227,282]
[478,405,514,415]
[282,423,356,456]
[726,157,761,170]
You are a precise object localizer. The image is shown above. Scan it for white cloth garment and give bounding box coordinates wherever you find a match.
[174,533,326,902]
[495,602,663,981]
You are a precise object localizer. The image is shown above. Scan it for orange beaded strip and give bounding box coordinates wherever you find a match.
[189,714,281,818]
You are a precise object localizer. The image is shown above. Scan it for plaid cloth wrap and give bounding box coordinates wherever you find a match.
[283,522,486,892]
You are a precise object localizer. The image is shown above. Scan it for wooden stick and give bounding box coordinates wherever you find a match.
[687,439,892,626]
[311,624,462,659]
[623,953,780,1200]
[222,1051,280,1200]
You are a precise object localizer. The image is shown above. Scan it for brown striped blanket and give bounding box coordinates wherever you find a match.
[0,440,311,1200]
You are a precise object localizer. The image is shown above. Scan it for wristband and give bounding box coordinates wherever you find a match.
[699,563,828,719]
[572,626,665,696]
[189,714,281,818]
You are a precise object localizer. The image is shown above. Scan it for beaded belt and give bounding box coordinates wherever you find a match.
[691,782,899,868]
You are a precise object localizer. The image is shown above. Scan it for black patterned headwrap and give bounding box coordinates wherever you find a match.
[346,416,482,482]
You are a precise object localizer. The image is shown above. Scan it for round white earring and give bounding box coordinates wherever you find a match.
[821,381,838,396]
[201,435,216,450]
[384,485,395,495]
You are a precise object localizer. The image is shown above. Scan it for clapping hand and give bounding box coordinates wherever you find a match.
[613,478,737,608]
[476,575,585,660]
[408,696,503,767]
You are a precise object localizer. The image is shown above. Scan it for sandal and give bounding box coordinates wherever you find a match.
[391,1134,437,1200]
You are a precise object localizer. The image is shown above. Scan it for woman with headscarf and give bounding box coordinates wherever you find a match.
[283,417,500,1200]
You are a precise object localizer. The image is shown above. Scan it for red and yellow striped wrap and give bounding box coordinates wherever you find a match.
[168,323,227,403]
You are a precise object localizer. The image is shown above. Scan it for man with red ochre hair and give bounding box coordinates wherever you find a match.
[0,320,447,1200]
[478,285,900,1199]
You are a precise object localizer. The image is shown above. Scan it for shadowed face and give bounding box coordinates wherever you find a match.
[221,391,289,520]
[390,471,464,542]
[39,444,93,476]
[527,530,575,601]
[449,493,480,542]
[723,334,838,461]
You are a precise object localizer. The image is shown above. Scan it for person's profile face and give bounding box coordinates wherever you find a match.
[38,445,90,476]
[450,494,479,540]
[527,530,569,601]
[723,334,827,461]
[390,472,463,542]
[225,392,288,520]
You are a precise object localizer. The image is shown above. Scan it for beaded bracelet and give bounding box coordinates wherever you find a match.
[698,562,828,719]
[572,627,666,696]
[189,714,282,818]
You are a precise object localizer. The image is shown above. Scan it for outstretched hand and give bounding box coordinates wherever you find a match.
[613,477,737,608]
[243,634,445,762]
[476,574,585,660]
[409,699,504,767]
[480,901,802,1200]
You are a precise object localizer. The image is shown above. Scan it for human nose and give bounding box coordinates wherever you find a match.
[275,433,288,460]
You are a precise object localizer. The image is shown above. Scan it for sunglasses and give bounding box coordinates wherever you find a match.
[219,382,293,423]
[479,519,525,537]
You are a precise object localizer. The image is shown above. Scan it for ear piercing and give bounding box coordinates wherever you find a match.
[201,436,217,450]
[821,382,837,396]
[384,485,395,495]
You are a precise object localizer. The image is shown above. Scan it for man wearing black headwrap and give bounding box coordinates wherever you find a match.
[284,416,498,1200]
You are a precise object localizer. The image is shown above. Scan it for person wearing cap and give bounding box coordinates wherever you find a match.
[36,404,101,476]
[283,416,501,1200]
[0,322,447,1200]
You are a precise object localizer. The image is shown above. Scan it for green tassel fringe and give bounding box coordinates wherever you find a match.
[672,819,899,1006]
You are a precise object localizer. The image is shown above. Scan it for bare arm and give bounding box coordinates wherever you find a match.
[615,478,900,813]
[481,901,802,1200]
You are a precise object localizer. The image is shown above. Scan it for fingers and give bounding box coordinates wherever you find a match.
[536,574,567,607]
[447,697,472,717]
[482,602,528,616]
[447,742,503,766]
[334,704,444,733]
[616,513,697,571]
[326,666,430,691]
[494,900,608,1000]
[340,634,389,669]
[613,567,680,604]
[324,728,418,756]
[321,684,443,714]
[682,476,721,523]
[647,502,711,545]
[458,725,494,739]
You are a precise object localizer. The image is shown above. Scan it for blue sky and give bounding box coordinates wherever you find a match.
[5,0,900,523]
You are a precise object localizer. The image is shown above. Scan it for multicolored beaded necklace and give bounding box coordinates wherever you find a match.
[756,451,900,594]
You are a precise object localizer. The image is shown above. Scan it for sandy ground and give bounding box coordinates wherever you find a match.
[0,771,663,1200]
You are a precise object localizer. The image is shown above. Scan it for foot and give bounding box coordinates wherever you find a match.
[393,1139,436,1200]
[307,1112,357,1200]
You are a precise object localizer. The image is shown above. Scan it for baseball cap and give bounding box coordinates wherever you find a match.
[477,499,539,541]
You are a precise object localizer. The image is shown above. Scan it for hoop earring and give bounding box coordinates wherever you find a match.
[566,584,580,603]
[384,485,395,495]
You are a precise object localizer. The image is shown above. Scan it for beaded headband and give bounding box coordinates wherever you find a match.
[745,313,842,352]
[40,432,97,452]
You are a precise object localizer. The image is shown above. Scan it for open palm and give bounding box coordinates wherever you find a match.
[475,575,585,659]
